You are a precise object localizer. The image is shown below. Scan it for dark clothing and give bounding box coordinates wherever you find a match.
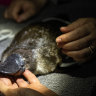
[55,0,96,21]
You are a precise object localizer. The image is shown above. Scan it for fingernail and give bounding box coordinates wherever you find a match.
[56,38,62,42]
[60,27,67,31]
[60,27,65,29]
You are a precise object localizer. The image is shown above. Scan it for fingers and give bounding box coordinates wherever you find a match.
[11,5,22,20]
[16,70,40,87]
[4,0,37,22]
[62,47,92,62]
[0,81,8,93]
[17,9,34,22]
[4,6,34,23]
[16,2,36,22]
[11,83,18,89]
[0,78,12,86]
[16,78,28,87]
[60,18,88,32]
[56,25,90,43]
[57,18,96,63]
[0,77,18,89]
[0,81,18,96]
[4,9,12,19]
[62,35,93,51]
[23,70,40,84]
[4,4,22,20]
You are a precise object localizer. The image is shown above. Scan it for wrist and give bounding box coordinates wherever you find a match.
[29,84,59,96]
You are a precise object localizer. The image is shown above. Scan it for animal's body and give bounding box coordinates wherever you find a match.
[1,21,66,75]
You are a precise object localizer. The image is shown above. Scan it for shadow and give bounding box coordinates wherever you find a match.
[55,60,96,78]
[0,92,5,96]
[91,83,96,96]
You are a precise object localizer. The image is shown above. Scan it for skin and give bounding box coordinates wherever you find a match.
[0,70,59,96]
[4,0,96,63]
[4,0,47,22]
[56,18,96,63]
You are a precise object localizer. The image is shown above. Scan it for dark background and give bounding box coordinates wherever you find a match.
[0,0,96,96]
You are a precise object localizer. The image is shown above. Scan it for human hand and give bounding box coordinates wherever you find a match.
[0,70,58,96]
[0,76,18,96]
[56,18,96,62]
[16,70,59,96]
[4,0,47,22]
[0,75,18,89]
[0,76,44,96]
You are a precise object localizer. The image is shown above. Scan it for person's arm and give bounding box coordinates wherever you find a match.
[3,88,45,96]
